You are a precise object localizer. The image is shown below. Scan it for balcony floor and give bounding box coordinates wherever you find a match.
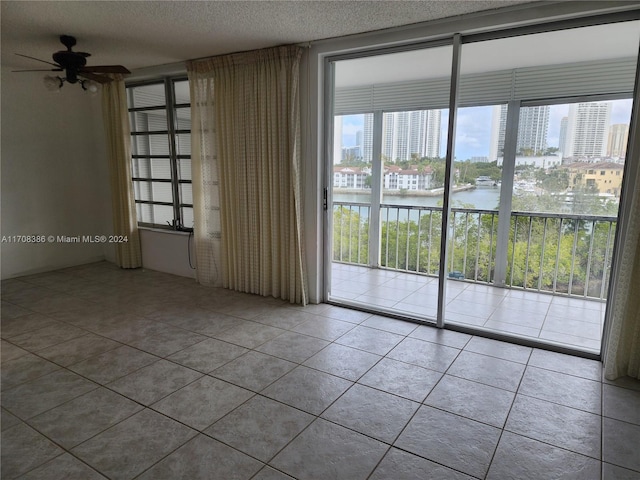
[331,263,605,353]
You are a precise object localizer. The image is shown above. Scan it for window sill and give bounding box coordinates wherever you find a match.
[138,226,192,236]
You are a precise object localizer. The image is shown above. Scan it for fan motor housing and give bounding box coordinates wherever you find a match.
[52,51,88,69]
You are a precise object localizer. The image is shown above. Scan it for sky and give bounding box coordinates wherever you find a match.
[339,99,633,161]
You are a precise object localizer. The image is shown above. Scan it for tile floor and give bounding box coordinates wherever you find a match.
[331,263,606,353]
[2,261,640,479]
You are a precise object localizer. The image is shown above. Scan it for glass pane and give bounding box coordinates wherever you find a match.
[176,133,191,156]
[178,158,191,181]
[175,107,191,130]
[379,108,448,280]
[180,183,193,205]
[151,204,175,226]
[152,182,174,203]
[133,181,150,202]
[130,110,167,132]
[509,100,630,216]
[150,158,172,180]
[330,43,452,322]
[451,20,639,354]
[333,113,372,204]
[130,83,166,108]
[136,203,174,227]
[332,113,372,271]
[132,158,151,179]
[133,181,173,203]
[132,158,171,180]
[136,203,152,224]
[181,207,194,229]
[173,80,190,104]
[132,134,170,156]
[450,104,504,211]
[381,108,444,200]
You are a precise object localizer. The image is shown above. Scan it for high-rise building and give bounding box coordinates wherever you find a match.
[489,104,507,161]
[362,114,374,162]
[564,102,612,158]
[607,123,629,159]
[517,106,550,154]
[424,110,441,158]
[355,130,363,158]
[381,110,441,162]
[559,116,568,154]
[490,105,550,159]
[395,111,410,161]
[382,113,395,162]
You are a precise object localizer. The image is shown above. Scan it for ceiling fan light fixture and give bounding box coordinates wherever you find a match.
[80,79,99,95]
[22,36,129,94]
[43,75,64,92]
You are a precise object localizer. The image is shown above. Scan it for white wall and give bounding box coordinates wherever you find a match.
[139,229,196,278]
[1,66,113,279]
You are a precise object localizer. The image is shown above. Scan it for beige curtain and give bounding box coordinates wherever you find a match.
[603,126,640,380]
[101,75,142,268]
[187,46,308,304]
[187,64,223,286]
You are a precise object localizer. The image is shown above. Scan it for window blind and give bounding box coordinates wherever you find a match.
[334,58,636,114]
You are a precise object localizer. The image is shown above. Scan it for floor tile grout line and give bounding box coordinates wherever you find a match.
[482,349,533,479]
[5,400,152,480]
[11,444,107,480]
[331,264,605,352]
[501,423,604,462]
[3,264,637,479]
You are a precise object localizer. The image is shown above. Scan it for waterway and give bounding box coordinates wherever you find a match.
[334,186,502,211]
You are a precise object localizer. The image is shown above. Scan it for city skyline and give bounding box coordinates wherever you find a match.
[337,98,632,162]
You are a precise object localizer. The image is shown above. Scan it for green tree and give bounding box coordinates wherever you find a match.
[457,161,478,184]
[381,211,443,275]
[475,161,502,181]
[538,168,569,193]
[333,206,369,265]
[427,160,446,188]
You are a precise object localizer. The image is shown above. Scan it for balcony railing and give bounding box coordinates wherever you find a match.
[333,201,616,300]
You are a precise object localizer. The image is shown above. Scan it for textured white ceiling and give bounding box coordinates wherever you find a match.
[1,0,535,73]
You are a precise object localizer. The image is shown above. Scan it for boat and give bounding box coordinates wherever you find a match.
[475,176,496,187]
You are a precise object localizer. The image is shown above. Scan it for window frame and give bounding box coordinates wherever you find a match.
[126,77,193,231]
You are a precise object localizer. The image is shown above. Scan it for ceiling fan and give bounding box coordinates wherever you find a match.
[13,35,130,91]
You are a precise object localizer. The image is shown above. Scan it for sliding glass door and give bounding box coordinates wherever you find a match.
[328,43,453,323]
[326,17,639,355]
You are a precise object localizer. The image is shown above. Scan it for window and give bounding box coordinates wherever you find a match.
[127,79,193,230]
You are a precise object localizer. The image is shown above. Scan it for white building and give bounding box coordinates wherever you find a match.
[490,105,550,160]
[564,102,612,158]
[362,114,374,162]
[559,116,569,153]
[383,165,434,191]
[489,105,507,161]
[607,123,629,159]
[333,166,370,189]
[497,155,562,169]
[381,110,441,162]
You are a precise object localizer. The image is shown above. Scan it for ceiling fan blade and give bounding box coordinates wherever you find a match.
[78,71,112,84]
[15,53,61,68]
[12,68,64,72]
[81,65,131,74]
